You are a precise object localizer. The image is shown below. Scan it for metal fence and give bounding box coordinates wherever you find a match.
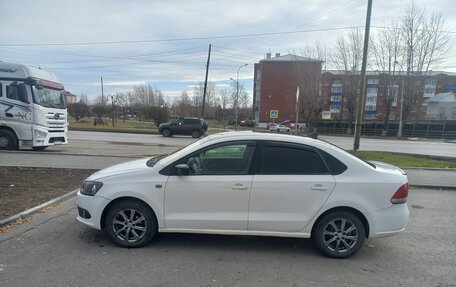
[313,121,456,139]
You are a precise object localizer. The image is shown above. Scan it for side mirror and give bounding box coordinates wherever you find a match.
[175,163,190,176]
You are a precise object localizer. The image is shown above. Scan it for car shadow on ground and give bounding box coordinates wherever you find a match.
[79,227,321,256]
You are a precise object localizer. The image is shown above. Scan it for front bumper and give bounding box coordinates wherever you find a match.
[33,125,68,147]
[76,190,111,230]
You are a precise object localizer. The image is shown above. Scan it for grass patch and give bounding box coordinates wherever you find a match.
[351,151,456,168]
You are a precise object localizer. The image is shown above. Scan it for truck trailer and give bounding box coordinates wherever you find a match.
[0,61,68,150]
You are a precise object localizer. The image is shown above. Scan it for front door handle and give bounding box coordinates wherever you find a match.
[232,183,248,191]
[311,184,328,191]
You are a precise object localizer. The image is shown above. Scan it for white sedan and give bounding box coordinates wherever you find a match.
[269,124,291,133]
[77,132,409,258]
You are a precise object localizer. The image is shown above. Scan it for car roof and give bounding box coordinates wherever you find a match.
[203,131,323,146]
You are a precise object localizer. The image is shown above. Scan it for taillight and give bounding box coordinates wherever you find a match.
[391,183,409,204]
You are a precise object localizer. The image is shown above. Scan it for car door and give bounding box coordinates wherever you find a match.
[0,81,33,140]
[164,141,256,230]
[248,142,336,232]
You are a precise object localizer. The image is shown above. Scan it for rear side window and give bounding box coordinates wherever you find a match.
[318,149,348,175]
[260,146,329,175]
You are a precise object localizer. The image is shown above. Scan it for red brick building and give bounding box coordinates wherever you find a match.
[320,71,456,122]
[253,53,456,124]
[253,54,322,126]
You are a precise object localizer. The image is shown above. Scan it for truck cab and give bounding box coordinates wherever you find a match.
[0,62,68,150]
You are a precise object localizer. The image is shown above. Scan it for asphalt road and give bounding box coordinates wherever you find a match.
[70,130,456,158]
[0,188,454,287]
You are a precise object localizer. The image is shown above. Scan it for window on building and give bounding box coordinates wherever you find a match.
[425,78,437,86]
[333,79,341,85]
[367,78,379,85]
[331,86,342,93]
[424,88,435,95]
[367,87,378,94]
[421,105,427,112]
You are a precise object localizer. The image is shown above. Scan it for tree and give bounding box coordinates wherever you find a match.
[91,104,109,120]
[219,88,230,110]
[193,81,215,117]
[332,29,364,133]
[67,100,89,122]
[400,1,450,123]
[371,22,403,135]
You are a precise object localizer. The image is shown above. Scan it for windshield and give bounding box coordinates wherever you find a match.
[32,85,66,109]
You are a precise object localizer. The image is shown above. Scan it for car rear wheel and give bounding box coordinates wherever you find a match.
[191,130,201,138]
[105,200,157,248]
[0,130,18,150]
[313,211,365,258]
[161,129,172,137]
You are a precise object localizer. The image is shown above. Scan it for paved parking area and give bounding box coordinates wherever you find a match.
[1,188,455,287]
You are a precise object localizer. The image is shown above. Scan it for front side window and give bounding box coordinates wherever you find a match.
[6,83,29,103]
[32,86,65,109]
[260,146,328,175]
[186,143,255,175]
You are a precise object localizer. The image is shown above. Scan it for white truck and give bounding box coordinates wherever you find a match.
[0,61,68,150]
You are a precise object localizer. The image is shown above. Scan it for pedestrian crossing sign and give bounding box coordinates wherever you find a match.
[270,110,278,119]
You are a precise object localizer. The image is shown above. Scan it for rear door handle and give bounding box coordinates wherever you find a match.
[232,184,248,191]
[311,184,328,191]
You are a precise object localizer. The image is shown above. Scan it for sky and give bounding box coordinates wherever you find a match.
[1,0,455,103]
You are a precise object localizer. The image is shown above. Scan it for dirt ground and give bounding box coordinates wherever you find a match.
[0,167,96,220]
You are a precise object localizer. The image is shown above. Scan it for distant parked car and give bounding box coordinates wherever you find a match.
[240,119,256,127]
[159,117,208,138]
[269,124,290,133]
[77,132,409,258]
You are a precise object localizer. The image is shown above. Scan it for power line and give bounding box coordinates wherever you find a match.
[0,26,365,47]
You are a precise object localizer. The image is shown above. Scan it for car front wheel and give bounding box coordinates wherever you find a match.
[191,130,201,138]
[161,129,172,137]
[105,200,157,248]
[313,211,365,258]
[0,130,18,150]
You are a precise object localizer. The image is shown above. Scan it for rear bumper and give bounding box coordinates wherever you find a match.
[369,203,409,238]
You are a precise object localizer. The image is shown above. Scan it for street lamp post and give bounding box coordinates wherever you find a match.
[395,61,405,138]
[232,64,248,131]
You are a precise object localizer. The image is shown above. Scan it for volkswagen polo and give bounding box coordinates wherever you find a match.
[77,132,409,258]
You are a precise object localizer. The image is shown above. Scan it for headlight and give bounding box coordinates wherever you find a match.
[80,181,103,196]
[34,129,48,139]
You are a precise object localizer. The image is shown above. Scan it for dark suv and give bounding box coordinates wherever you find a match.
[159,117,208,138]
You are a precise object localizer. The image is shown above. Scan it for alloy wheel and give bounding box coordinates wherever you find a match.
[322,218,358,253]
[112,208,148,243]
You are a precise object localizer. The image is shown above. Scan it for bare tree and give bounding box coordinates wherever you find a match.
[331,30,364,133]
[219,88,230,110]
[400,1,450,122]
[370,22,404,135]
[176,91,193,116]
[300,41,330,70]
[67,100,89,122]
[193,81,216,117]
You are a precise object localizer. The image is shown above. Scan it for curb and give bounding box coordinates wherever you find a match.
[0,189,78,228]
[410,184,456,191]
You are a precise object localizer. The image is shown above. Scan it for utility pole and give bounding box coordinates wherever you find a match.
[353,0,373,151]
[101,77,104,102]
[201,44,211,118]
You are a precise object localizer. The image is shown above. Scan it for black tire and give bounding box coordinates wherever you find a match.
[32,146,48,151]
[313,211,365,259]
[105,200,157,248]
[161,129,172,137]
[276,129,280,133]
[0,129,18,150]
[191,130,201,138]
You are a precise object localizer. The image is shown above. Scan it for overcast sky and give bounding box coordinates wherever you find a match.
[1,0,455,102]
